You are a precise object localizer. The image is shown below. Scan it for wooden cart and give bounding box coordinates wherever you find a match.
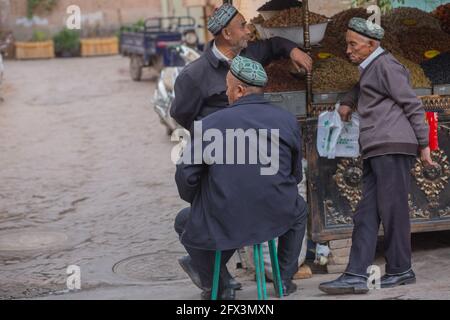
[300,0,450,272]
[224,0,450,272]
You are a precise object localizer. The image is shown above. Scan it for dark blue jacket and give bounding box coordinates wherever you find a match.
[170,38,298,130]
[175,94,307,251]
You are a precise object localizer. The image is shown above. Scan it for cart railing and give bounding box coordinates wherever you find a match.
[144,16,196,33]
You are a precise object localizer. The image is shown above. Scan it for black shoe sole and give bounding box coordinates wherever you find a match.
[381,277,416,289]
[319,285,369,295]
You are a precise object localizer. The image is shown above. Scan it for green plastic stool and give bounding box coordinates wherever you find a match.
[211,239,284,300]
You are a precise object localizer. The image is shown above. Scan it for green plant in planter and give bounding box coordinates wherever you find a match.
[120,19,146,34]
[53,28,80,57]
[27,0,58,19]
[31,30,49,42]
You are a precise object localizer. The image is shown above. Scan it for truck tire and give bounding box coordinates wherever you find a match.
[130,55,144,81]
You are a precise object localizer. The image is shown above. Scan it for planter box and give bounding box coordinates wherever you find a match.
[81,37,119,57]
[15,41,55,60]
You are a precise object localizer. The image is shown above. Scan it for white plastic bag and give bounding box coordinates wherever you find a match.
[335,112,360,158]
[317,103,360,159]
[317,104,343,159]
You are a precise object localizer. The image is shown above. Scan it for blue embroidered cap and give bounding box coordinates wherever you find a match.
[230,55,268,87]
[207,4,239,36]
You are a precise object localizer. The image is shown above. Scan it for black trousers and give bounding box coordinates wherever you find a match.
[345,154,415,277]
[175,206,307,288]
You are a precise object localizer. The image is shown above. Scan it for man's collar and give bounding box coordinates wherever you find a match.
[205,41,221,68]
[212,41,233,64]
[359,46,385,71]
[231,93,268,107]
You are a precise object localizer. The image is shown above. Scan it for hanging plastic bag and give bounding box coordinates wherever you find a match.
[317,104,343,159]
[335,112,360,158]
[317,103,360,159]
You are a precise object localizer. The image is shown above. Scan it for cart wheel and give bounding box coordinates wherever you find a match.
[148,56,164,81]
[130,55,144,81]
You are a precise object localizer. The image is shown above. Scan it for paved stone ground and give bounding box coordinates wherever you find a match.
[0,56,449,300]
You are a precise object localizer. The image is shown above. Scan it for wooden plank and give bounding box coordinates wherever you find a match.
[330,247,351,258]
[329,238,352,249]
[326,264,347,274]
[328,255,349,265]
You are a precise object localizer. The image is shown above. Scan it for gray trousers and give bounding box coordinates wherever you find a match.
[346,154,415,276]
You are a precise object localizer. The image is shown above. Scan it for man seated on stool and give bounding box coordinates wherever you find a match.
[174,56,307,300]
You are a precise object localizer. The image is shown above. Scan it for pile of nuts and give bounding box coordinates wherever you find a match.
[398,27,450,64]
[265,59,306,92]
[312,57,359,92]
[433,4,450,34]
[421,52,450,85]
[326,8,370,40]
[251,14,265,25]
[258,0,302,11]
[263,7,328,27]
[383,7,443,36]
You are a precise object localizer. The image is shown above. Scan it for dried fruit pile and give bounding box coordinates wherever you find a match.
[421,52,450,85]
[257,0,302,11]
[383,7,442,36]
[325,8,403,58]
[326,8,370,40]
[262,7,328,27]
[251,15,265,25]
[265,59,306,92]
[398,27,450,64]
[433,4,450,34]
[312,57,359,92]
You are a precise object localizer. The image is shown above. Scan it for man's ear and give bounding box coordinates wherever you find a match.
[237,84,246,97]
[368,39,378,49]
[222,27,231,40]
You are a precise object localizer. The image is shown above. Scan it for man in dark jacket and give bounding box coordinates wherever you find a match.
[174,56,307,300]
[170,3,312,130]
[319,18,435,295]
[172,3,311,292]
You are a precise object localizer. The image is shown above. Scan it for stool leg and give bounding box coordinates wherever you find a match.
[253,244,263,300]
[259,243,268,300]
[211,251,221,300]
[269,239,284,298]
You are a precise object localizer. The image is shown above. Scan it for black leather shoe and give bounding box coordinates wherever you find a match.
[222,267,242,290]
[178,256,205,290]
[282,280,297,296]
[381,270,416,288]
[200,288,236,300]
[319,273,369,295]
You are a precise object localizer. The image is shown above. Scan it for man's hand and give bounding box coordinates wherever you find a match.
[338,105,353,122]
[420,146,437,167]
[290,48,312,73]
